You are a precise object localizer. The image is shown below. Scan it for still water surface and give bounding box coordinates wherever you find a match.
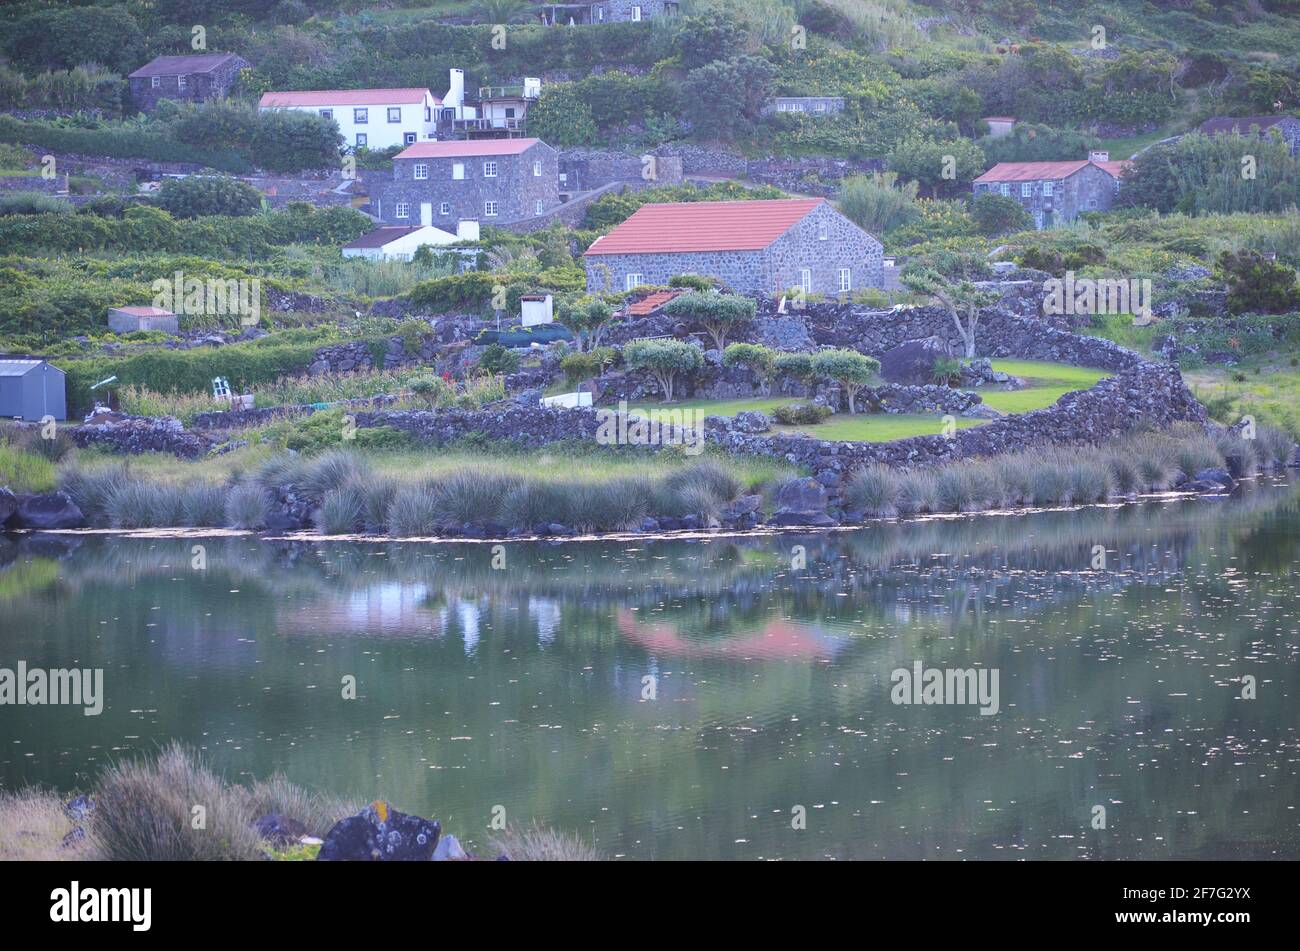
[2,479,1298,859]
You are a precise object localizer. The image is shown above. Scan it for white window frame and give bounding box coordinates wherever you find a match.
[177,75,188,91]
[484,200,499,217]
[534,160,542,177]
[535,199,545,216]
[151,76,160,89]
[319,109,333,120]
[355,133,367,147]
[632,5,642,21]
[483,161,498,177]
[413,163,429,180]
[818,223,828,241]
[452,162,465,180]
[626,273,643,291]
[800,268,812,293]
[1000,183,1010,196]
[354,107,368,124]
[404,132,417,145]
[839,268,851,293]
[387,107,402,123]
[1021,182,1032,197]
[440,202,450,215]
[1042,180,1054,197]
[395,202,410,219]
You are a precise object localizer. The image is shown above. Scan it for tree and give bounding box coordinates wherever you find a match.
[623,340,705,403]
[662,292,756,351]
[971,192,1033,236]
[901,264,999,359]
[1218,250,1300,315]
[977,123,1101,164]
[681,56,774,140]
[887,136,986,198]
[810,349,880,414]
[722,343,776,393]
[1119,132,1300,216]
[558,296,617,352]
[528,85,599,148]
[837,172,920,236]
[157,176,264,218]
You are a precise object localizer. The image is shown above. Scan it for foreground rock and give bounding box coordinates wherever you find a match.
[254,813,310,847]
[0,487,18,526]
[878,336,950,385]
[769,477,837,527]
[11,492,85,530]
[317,801,440,861]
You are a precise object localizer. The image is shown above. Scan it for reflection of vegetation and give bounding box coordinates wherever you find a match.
[0,557,59,600]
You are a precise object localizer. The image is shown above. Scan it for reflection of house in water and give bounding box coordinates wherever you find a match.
[617,608,852,662]
[277,581,445,637]
[529,597,562,646]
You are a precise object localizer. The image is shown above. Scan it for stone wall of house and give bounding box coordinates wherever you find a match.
[974,162,1118,228]
[558,149,684,192]
[585,247,770,296]
[128,56,248,113]
[374,141,559,226]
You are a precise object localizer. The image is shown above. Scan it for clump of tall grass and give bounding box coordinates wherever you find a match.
[359,475,399,531]
[298,449,373,501]
[992,455,1032,506]
[59,462,130,523]
[431,469,514,524]
[243,774,357,841]
[845,463,900,516]
[1105,452,1140,496]
[386,481,441,536]
[318,485,365,535]
[104,481,183,528]
[0,787,95,860]
[1214,430,1258,478]
[225,482,272,530]
[575,477,654,531]
[500,480,574,529]
[664,460,741,505]
[1174,436,1224,482]
[1255,423,1296,468]
[895,470,938,515]
[1067,459,1113,504]
[92,743,264,861]
[489,821,604,862]
[254,452,309,491]
[1131,435,1174,490]
[1030,458,1072,505]
[180,482,228,527]
[934,467,974,512]
[0,443,58,494]
[965,461,1003,508]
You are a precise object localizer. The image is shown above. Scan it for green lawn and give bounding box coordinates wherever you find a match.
[626,360,1110,442]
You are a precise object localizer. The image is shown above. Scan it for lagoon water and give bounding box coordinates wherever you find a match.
[2,479,1298,860]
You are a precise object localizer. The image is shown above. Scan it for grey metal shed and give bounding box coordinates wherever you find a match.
[0,359,67,421]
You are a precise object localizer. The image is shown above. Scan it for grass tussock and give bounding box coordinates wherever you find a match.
[0,788,94,860]
[225,482,272,530]
[489,822,604,862]
[845,463,900,516]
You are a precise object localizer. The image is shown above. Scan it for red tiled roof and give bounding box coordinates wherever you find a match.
[343,226,427,249]
[1095,160,1130,179]
[111,306,174,317]
[626,288,686,316]
[584,198,826,256]
[260,88,437,108]
[395,138,542,160]
[974,161,1092,183]
[129,53,242,78]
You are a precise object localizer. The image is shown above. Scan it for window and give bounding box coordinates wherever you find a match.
[319,109,333,120]
[354,108,368,124]
[818,223,828,241]
[404,132,417,145]
[793,102,805,112]
[1042,180,1054,197]
[534,160,543,177]
[1088,197,1098,209]
[440,202,450,216]
[626,273,643,291]
[387,107,401,123]
[395,202,410,218]
[355,133,367,147]
[452,162,465,180]
[535,199,544,215]
[178,75,188,90]
[151,76,160,89]
[484,200,498,217]
[413,163,429,180]
[425,106,431,122]
[999,183,1010,197]
[814,102,826,112]
[632,5,642,21]
[483,161,498,177]
[505,107,516,119]
[1021,182,1032,197]
[839,268,851,293]
[800,268,812,293]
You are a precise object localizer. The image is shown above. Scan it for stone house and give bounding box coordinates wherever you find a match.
[1198,116,1300,156]
[107,305,179,334]
[373,138,559,229]
[583,198,884,297]
[764,97,846,117]
[128,52,249,113]
[259,88,438,151]
[539,1,679,24]
[972,153,1128,229]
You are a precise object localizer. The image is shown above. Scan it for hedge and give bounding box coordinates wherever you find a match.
[0,116,252,174]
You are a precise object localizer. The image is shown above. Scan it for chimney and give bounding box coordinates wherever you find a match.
[1089,150,1110,163]
[456,219,480,242]
[446,68,465,108]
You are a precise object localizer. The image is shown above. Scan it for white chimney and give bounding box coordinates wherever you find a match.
[456,219,480,242]
[523,77,541,99]
[1089,150,1110,163]
[446,68,465,109]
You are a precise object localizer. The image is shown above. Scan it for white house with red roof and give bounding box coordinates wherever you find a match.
[259,87,441,151]
[973,151,1129,229]
[583,198,883,298]
[373,137,559,228]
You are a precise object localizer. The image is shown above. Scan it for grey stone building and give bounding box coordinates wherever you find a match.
[128,52,249,113]
[372,138,559,229]
[583,198,883,298]
[764,96,846,117]
[539,1,678,24]
[557,148,684,195]
[1199,116,1300,156]
[972,155,1128,229]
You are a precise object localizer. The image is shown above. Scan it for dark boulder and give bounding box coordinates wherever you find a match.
[0,487,18,526]
[732,411,770,434]
[317,801,440,861]
[878,336,950,386]
[1192,467,1235,492]
[769,477,837,527]
[254,813,309,847]
[12,492,85,530]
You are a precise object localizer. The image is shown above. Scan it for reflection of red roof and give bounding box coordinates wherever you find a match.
[626,288,685,316]
[395,138,541,159]
[584,199,826,256]
[617,608,840,661]
[260,88,436,108]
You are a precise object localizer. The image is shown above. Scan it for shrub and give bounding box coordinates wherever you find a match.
[92,743,264,861]
[773,352,814,379]
[1255,424,1296,468]
[810,349,880,413]
[318,485,365,535]
[721,342,776,378]
[837,172,920,235]
[934,468,974,512]
[971,192,1033,236]
[1066,460,1113,504]
[1218,250,1300,315]
[0,192,72,215]
[386,482,441,536]
[661,292,756,351]
[845,464,900,517]
[431,469,512,524]
[772,402,833,425]
[157,176,263,219]
[895,470,938,515]
[104,481,182,528]
[478,343,521,375]
[225,482,271,530]
[622,339,704,403]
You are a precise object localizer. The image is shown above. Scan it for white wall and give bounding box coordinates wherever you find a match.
[262,93,437,151]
